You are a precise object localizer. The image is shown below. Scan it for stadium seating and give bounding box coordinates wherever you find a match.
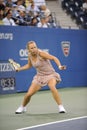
[61,0,87,29]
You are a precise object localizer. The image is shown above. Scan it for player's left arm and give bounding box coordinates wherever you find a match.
[39,51,66,70]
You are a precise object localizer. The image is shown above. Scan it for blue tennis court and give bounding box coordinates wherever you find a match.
[17,116,87,130]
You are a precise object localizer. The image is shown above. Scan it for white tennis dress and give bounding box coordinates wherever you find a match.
[29,51,61,87]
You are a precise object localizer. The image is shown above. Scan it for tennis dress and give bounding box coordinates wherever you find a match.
[29,52,61,87]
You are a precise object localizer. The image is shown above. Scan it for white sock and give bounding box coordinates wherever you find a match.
[58,104,64,108]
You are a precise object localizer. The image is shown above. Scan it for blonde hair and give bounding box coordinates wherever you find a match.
[26,41,37,50]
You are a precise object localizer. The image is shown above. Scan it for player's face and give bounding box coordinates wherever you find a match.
[28,42,38,56]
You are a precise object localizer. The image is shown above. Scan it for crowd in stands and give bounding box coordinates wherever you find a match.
[0,0,57,28]
[61,0,87,29]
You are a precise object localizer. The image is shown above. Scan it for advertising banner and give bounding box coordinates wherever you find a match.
[0,60,16,94]
[0,26,87,93]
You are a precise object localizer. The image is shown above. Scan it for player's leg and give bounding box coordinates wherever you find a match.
[47,78,66,113]
[22,83,41,107]
[15,83,41,114]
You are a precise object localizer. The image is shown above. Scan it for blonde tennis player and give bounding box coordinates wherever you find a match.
[15,41,66,114]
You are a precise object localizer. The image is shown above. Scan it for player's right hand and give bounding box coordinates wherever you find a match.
[15,68,20,72]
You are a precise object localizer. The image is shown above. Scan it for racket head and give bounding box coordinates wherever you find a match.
[8,58,20,70]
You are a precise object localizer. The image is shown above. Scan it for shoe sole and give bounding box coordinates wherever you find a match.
[15,111,26,114]
[59,111,66,113]
[15,112,22,114]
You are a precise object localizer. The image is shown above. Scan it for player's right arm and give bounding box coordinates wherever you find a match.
[16,57,32,72]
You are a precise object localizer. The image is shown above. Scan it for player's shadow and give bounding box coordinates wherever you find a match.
[26,112,68,119]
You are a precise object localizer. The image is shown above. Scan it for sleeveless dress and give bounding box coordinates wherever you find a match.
[29,52,61,87]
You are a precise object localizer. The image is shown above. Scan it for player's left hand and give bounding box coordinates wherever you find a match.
[59,65,66,70]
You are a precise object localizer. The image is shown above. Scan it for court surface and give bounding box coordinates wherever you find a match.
[0,87,87,130]
[16,116,87,130]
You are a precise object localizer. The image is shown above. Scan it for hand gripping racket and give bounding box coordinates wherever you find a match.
[8,58,20,70]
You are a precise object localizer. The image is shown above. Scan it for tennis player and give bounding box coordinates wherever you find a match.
[15,41,66,114]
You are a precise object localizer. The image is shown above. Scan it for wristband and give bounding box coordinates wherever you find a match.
[59,65,62,69]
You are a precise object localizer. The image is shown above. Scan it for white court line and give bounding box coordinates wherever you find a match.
[16,116,87,130]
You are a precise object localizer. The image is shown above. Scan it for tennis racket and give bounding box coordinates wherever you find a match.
[8,58,20,70]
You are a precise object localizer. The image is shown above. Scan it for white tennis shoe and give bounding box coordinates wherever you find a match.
[15,105,66,114]
[15,106,26,114]
[58,105,66,113]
